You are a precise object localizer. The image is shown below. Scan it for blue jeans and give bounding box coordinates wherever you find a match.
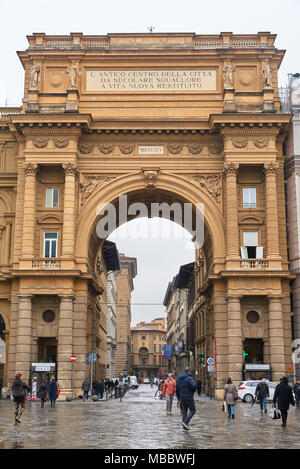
[83,391,89,400]
[181,399,196,425]
[259,396,267,411]
[227,404,235,418]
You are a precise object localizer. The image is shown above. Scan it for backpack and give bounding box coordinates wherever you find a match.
[56,383,60,396]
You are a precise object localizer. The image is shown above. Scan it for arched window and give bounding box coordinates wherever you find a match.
[139,347,148,365]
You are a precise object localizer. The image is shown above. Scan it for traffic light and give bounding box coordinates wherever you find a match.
[201,351,205,361]
[243,350,249,359]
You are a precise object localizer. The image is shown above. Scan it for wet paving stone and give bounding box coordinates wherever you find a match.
[0,385,299,449]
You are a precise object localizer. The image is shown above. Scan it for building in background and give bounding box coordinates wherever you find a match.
[115,254,137,377]
[102,241,120,380]
[131,318,167,381]
[164,263,195,377]
[282,73,300,380]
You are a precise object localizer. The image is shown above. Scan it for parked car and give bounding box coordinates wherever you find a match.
[237,380,277,403]
[143,378,150,384]
[128,376,139,389]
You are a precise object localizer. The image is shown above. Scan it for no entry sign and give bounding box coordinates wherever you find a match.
[70,354,77,362]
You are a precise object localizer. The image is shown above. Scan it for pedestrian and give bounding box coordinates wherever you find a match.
[11,373,31,425]
[162,373,176,414]
[82,377,91,401]
[196,379,202,397]
[159,379,165,399]
[49,378,59,407]
[154,380,161,397]
[293,380,300,407]
[150,378,154,388]
[94,379,104,400]
[224,377,239,420]
[255,378,269,414]
[273,376,295,426]
[38,381,48,408]
[176,367,197,430]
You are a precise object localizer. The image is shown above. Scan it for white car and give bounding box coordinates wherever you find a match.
[143,378,150,384]
[237,380,277,403]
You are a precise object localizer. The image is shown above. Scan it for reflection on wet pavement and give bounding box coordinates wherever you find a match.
[0,385,299,449]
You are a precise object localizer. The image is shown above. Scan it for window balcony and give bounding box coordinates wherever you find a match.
[240,259,269,269]
[32,258,61,269]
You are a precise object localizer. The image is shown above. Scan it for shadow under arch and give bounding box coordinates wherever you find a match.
[76,171,225,271]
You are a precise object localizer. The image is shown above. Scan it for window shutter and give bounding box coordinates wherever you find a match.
[256,246,264,259]
[240,247,248,259]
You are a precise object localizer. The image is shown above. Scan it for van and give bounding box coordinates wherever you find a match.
[129,376,139,389]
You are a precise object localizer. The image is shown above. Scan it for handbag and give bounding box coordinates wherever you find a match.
[232,388,239,400]
[222,401,227,412]
[269,406,281,420]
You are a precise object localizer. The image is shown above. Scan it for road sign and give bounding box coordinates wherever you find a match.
[207,365,215,373]
[207,357,214,366]
[286,366,293,373]
[70,354,77,362]
[87,352,97,363]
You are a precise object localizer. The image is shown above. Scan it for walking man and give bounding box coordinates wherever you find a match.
[11,373,31,424]
[82,377,91,401]
[162,373,176,414]
[176,367,196,430]
[196,379,202,397]
[38,381,48,408]
[273,376,295,426]
[255,378,269,414]
[293,380,300,407]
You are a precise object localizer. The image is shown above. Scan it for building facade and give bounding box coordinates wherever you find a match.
[0,31,294,399]
[131,318,167,380]
[284,73,300,380]
[115,254,137,377]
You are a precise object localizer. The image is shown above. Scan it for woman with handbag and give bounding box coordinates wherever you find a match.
[224,377,239,419]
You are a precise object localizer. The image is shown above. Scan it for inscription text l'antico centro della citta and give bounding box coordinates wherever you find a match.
[86,70,216,91]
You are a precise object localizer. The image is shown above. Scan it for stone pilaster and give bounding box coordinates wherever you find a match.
[57,294,74,393]
[61,162,78,259]
[73,296,88,392]
[264,163,280,258]
[7,296,19,383]
[15,294,33,383]
[21,162,37,259]
[227,295,243,383]
[223,163,239,259]
[213,285,228,398]
[268,295,285,381]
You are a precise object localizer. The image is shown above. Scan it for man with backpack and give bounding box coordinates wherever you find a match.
[176,367,196,430]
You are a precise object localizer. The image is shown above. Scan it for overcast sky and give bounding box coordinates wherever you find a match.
[0,0,298,325]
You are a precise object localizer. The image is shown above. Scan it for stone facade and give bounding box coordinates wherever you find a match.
[0,31,294,399]
[131,318,167,380]
[284,74,300,380]
[115,255,137,377]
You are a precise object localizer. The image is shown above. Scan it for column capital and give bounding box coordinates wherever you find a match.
[226,294,243,302]
[268,294,284,301]
[58,294,75,301]
[223,162,239,177]
[16,293,34,300]
[62,161,78,176]
[23,162,38,176]
[263,162,279,175]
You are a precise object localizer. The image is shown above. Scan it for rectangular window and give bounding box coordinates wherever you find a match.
[45,188,59,208]
[243,188,256,208]
[241,232,263,259]
[43,232,58,258]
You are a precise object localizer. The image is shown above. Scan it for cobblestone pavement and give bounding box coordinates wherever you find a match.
[0,385,299,449]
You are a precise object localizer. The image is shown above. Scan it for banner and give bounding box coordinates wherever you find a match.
[163,345,173,360]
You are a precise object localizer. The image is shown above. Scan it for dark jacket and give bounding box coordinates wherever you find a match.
[82,378,91,392]
[293,382,300,397]
[38,382,48,399]
[12,379,30,398]
[94,381,104,393]
[255,382,269,399]
[273,382,295,410]
[12,379,30,399]
[49,381,58,400]
[176,372,196,400]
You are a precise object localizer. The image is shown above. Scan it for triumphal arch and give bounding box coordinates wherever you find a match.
[0,32,294,398]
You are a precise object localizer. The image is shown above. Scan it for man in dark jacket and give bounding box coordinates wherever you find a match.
[38,381,48,408]
[255,378,269,414]
[273,376,295,426]
[176,367,197,430]
[12,373,31,424]
[293,381,300,407]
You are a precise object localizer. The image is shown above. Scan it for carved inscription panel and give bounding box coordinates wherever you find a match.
[86,70,217,92]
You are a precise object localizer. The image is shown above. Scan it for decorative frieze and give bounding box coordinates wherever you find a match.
[207,143,223,154]
[188,144,203,155]
[33,137,48,148]
[254,138,269,148]
[54,138,69,148]
[99,144,114,154]
[232,138,248,148]
[80,175,116,206]
[191,174,222,204]
[167,144,183,154]
[119,144,135,154]
[78,143,94,154]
